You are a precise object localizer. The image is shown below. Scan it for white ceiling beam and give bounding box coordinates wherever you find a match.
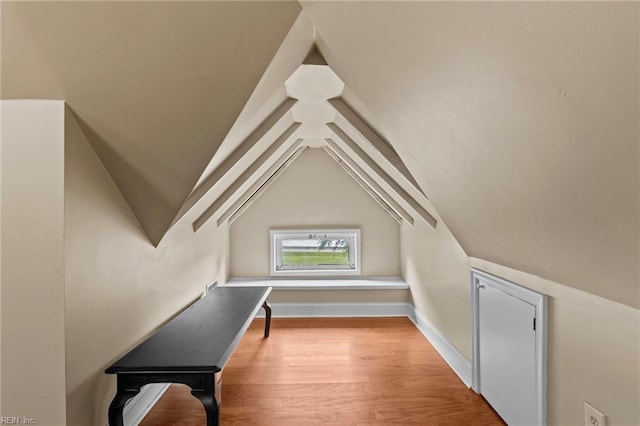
[226,146,308,226]
[322,147,404,225]
[328,98,424,195]
[173,98,298,226]
[326,135,437,228]
[193,134,303,231]
[323,143,414,225]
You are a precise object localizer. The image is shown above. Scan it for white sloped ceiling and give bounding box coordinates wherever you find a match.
[3,2,637,308]
[302,1,639,308]
[1,1,301,245]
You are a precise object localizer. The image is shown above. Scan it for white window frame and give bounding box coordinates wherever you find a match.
[270,229,361,277]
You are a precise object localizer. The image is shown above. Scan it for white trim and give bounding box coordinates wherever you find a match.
[408,308,472,388]
[325,139,423,227]
[119,383,170,426]
[331,156,404,224]
[254,302,413,318]
[226,277,409,290]
[328,98,425,197]
[325,134,437,228]
[322,146,410,225]
[192,129,302,232]
[174,98,297,226]
[470,268,547,426]
[225,146,307,226]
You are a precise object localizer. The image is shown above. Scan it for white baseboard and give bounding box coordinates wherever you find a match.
[408,308,472,387]
[120,382,170,426]
[120,302,471,423]
[254,301,414,318]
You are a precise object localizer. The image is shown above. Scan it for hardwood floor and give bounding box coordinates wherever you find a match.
[139,317,505,425]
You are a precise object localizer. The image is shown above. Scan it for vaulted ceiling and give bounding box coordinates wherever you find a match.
[2,2,638,308]
[1,1,301,244]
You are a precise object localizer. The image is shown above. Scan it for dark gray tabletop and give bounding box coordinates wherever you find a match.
[105,286,271,374]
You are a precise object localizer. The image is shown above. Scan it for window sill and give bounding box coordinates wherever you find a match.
[224,277,409,291]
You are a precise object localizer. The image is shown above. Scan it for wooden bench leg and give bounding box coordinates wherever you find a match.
[108,375,141,426]
[191,388,219,426]
[262,300,272,338]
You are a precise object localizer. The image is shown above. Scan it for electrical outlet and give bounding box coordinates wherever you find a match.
[585,402,606,426]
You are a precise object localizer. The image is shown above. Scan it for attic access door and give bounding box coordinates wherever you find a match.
[471,268,547,426]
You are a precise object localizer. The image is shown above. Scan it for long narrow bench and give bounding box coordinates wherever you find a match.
[105,286,272,426]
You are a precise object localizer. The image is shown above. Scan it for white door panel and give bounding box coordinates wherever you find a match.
[479,283,537,425]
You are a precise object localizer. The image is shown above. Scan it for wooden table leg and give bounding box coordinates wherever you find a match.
[190,374,219,426]
[108,375,141,426]
[262,300,272,338]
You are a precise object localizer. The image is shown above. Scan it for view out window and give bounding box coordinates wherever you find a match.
[270,229,361,276]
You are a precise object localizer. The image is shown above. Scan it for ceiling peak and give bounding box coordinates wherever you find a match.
[302,44,328,65]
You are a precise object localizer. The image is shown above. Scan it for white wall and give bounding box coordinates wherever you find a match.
[401,215,471,359]
[64,108,229,426]
[230,148,400,278]
[268,289,410,305]
[1,100,67,425]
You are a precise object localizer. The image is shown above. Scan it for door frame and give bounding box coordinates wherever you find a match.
[470,268,547,425]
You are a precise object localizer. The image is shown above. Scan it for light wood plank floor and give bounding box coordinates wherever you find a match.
[139,317,505,425]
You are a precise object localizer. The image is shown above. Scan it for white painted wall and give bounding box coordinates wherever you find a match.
[268,289,409,305]
[1,100,67,425]
[400,210,471,359]
[64,109,229,426]
[230,148,401,278]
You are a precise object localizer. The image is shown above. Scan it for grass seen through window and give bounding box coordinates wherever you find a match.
[281,238,350,266]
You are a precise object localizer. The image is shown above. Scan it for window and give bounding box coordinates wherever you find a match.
[270,229,361,276]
